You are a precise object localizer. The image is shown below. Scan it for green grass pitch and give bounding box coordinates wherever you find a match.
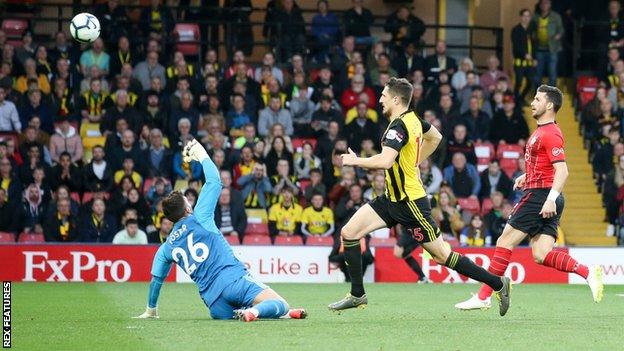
[12,283,624,351]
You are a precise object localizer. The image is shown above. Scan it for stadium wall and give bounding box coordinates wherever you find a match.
[1,245,622,284]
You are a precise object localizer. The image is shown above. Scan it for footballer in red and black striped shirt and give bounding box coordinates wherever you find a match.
[455,85,605,311]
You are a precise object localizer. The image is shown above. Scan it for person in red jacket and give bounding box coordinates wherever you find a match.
[340,74,376,111]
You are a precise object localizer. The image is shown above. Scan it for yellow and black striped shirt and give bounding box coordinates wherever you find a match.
[381,110,430,202]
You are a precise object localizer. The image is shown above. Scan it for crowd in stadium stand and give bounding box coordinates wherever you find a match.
[3,0,581,254]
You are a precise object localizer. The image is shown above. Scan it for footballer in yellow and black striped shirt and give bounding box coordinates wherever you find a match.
[329,77,511,313]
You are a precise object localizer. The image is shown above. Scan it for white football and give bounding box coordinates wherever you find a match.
[70,13,100,43]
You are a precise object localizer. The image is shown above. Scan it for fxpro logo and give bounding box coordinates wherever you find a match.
[22,251,131,282]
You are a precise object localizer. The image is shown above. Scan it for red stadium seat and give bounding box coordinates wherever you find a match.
[496,144,523,161]
[0,132,18,146]
[369,237,397,247]
[291,138,317,152]
[305,236,333,246]
[245,223,269,236]
[500,158,519,178]
[299,179,311,192]
[481,198,494,216]
[2,19,28,38]
[173,23,200,56]
[143,177,154,196]
[18,232,45,243]
[274,235,304,246]
[457,197,480,214]
[474,141,495,172]
[0,232,16,243]
[225,235,240,245]
[82,192,110,204]
[242,235,272,245]
[70,192,81,204]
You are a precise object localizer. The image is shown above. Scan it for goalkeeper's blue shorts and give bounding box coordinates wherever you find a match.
[204,274,268,320]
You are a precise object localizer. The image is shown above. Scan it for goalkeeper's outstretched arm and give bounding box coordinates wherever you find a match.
[135,245,172,319]
[185,139,222,231]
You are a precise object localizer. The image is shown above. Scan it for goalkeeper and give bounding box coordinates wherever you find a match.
[134,139,306,322]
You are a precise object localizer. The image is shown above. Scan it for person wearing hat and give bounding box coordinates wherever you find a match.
[489,93,530,145]
[49,115,83,163]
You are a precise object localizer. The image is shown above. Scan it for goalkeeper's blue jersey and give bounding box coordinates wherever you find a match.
[150,159,247,306]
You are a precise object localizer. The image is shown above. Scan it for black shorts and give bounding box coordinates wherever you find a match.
[396,229,420,258]
[508,188,564,238]
[369,195,440,243]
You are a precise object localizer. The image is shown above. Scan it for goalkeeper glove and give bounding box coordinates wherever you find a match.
[183,139,209,163]
[133,306,159,319]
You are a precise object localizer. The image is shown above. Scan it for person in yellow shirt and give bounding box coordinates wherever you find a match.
[301,193,335,237]
[113,157,143,188]
[268,187,303,241]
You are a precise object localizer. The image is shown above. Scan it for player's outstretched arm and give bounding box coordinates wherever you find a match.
[135,245,172,319]
[183,139,222,230]
[419,124,443,162]
[341,146,398,169]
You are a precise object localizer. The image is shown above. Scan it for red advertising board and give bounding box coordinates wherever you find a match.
[0,244,174,282]
[374,247,569,284]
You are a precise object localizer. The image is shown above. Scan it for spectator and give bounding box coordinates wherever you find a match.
[4,138,23,167]
[289,86,316,136]
[311,95,343,136]
[52,57,78,92]
[485,195,514,244]
[460,86,493,117]
[445,124,477,166]
[114,157,142,188]
[18,183,47,234]
[139,0,174,41]
[301,193,335,237]
[80,197,117,242]
[480,55,509,94]
[424,40,457,82]
[510,157,526,203]
[452,57,478,91]
[78,78,109,124]
[49,78,75,119]
[169,92,200,138]
[273,0,306,63]
[443,152,481,198]
[431,188,464,239]
[304,168,327,202]
[436,94,460,137]
[48,32,77,69]
[21,117,50,151]
[123,187,154,232]
[340,75,376,111]
[311,67,339,103]
[334,183,365,229]
[533,0,564,87]
[310,1,340,64]
[223,1,253,56]
[268,187,303,241]
[143,128,173,179]
[83,145,114,192]
[0,155,21,201]
[593,128,621,181]
[226,93,252,136]
[146,177,172,210]
[15,58,51,95]
[0,187,18,233]
[258,94,294,137]
[343,0,375,46]
[49,117,83,164]
[363,173,385,202]
[94,0,129,44]
[370,53,398,86]
[148,216,172,244]
[18,144,49,186]
[490,95,529,145]
[270,158,299,203]
[233,123,260,150]
[109,129,144,173]
[108,36,135,78]
[49,152,82,192]
[43,197,78,242]
[112,218,148,244]
[294,142,322,180]
[384,5,426,52]
[460,214,491,247]
[237,162,272,209]
[265,136,294,177]
[419,157,443,196]
[458,96,490,142]
[215,187,247,243]
[254,52,284,85]
[512,8,536,102]
[344,102,378,154]
[79,65,110,95]
[133,51,166,92]
[79,38,110,77]
[34,46,53,78]
[479,159,513,200]
[20,89,53,134]
[392,42,425,79]
[0,86,20,132]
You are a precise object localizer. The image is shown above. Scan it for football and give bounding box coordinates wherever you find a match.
[69,12,100,43]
